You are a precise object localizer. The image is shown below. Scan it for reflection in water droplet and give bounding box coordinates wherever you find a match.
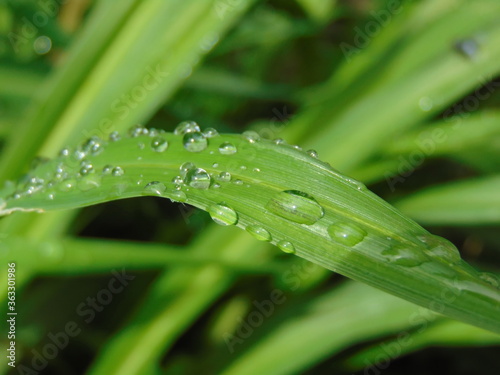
[151,136,169,152]
[175,121,200,135]
[208,203,238,226]
[183,132,207,152]
[219,142,237,155]
[266,190,324,225]
[185,168,211,189]
[328,222,367,246]
[246,225,272,241]
[381,243,429,267]
[419,234,461,264]
[144,181,167,196]
[277,240,295,254]
[112,167,124,177]
[171,190,187,202]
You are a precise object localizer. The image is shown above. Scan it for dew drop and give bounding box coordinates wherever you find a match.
[419,234,461,264]
[218,171,231,182]
[171,190,187,202]
[246,225,272,242]
[102,165,113,175]
[112,166,125,177]
[219,142,237,155]
[59,147,70,157]
[129,124,148,137]
[174,121,200,135]
[185,168,211,189]
[183,132,208,152]
[203,128,219,138]
[277,240,295,254]
[233,179,243,185]
[58,179,76,192]
[109,131,121,142]
[381,243,429,267]
[208,203,238,226]
[180,162,196,178]
[274,138,286,145]
[266,190,324,225]
[144,181,167,196]
[172,175,184,185]
[479,273,500,289]
[253,168,261,173]
[454,38,479,60]
[78,175,101,191]
[242,130,260,143]
[151,136,169,152]
[306,149,318,158]
[418,96,434,112]
[212,162,219,168]
[328,222,367,246]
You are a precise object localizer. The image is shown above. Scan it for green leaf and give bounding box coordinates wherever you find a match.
[2,127,499,334]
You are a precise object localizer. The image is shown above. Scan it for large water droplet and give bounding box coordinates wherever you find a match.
[419,234,461,264]
[151,136,169,152]
[266,190,324,225]
[78,175,101,191]
[246,225,272,242]
[144,181,167,196]
[171,190,187,202]
[180,162,196,178]
[175,121,200,135]
[328,222,367,246]
[219,142,237,155]
[183,132,207,152]
[242,130,260,143]
[208,203,238,226]
[277,240,295,254]
[381,243,429,267]
[185,168,211,189]
[203,128,219,138]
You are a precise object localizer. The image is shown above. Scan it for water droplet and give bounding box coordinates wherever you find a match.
[58,179,76,192]
[185,168,211,189]
[381,243,429,267]
[129,124,148,137]
[213,183,221,188]
[78,175,101,191]
[174,121,200,135]
[253,168,261,173]
[112,166,125,177]
[274,138,286,145]
[102,165,113,175]
[47,193,55,200]
[233,179,243,185]
[180,162,196,178]
[74,149,86,160]
[33,35,52,55]
[151,136,168,152]
[277,240,295,254]
[109,131,121,142]
[266,190,324,225]
[242,130,260,143]
[208,203,238,226]
[292,145,302,151]
[218,172,231,182]
[203,128,219,138]
[219,142,237,155]
[171,190,187,202]
[328,222,367,246]
[80,164,94,176]
[454,38,479,59]
[59,147,70,157]
[212,162,219,168]
[345,177,366,191]
[306,149,318,158]
[183,132,208,152]
[246,225,272,241]
[419,234,461,264]
[172,175,184,185]
[144,181,167,196]
[240,165,247,171]
[419,96,434,112]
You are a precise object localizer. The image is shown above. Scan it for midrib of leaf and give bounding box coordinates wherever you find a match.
[2,130,499,335]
